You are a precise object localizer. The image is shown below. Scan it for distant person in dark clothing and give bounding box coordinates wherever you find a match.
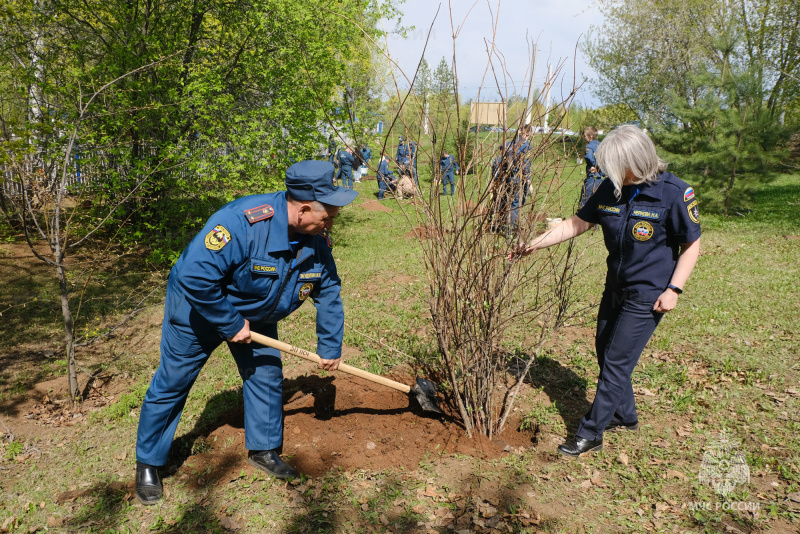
[503,124,533,233]
[396,136,409,167]
[439,150,459,196]
[338,147,355,189]
[579,126,605,209]
[360,145,372,180]
[327,135,337,166]
[409,140,419,186]
[377,153,397,200]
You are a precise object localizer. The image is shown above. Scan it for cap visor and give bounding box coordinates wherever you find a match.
[318,187,359,207]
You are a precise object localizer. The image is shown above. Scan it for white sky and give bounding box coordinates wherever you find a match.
[381,0,602,108]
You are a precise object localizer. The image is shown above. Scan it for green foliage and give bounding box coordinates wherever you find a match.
[4,439,23,460]
[656,59,791,213]
[583,0,799,211]
[580,104,638,132]
[0,0,402,261]
[583,0,800,125]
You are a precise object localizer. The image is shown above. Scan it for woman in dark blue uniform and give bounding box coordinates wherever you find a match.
[511,125,701,457]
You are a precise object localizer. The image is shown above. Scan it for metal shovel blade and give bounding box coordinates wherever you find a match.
[411,377,444,414]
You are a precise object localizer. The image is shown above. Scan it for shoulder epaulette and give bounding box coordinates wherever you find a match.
[243,204,274,224]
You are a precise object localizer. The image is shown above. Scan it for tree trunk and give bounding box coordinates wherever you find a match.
[56,259,80,402]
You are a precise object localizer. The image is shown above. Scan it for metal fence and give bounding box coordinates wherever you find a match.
[1,151,106,198]
[1,144,177,198]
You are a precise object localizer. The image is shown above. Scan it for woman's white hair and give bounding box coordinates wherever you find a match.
[595,124,668,199]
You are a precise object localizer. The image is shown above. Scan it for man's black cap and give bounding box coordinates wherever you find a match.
[285,160,358,207]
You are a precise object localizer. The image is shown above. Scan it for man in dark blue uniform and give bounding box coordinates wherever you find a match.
[338,147,355,189]
[134,161,358,505]
[503,124,533,233]
[327,135,337,166]
[377,152,397,200]
[359,145,372,180]
[578,126,604,208]
[439,150,458,196]
[512,125,701,458]
[396,136,409,169]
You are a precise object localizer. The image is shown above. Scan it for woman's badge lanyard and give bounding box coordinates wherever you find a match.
[628,186,641,203]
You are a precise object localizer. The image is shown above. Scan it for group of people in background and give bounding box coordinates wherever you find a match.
[327,136,373,190]
[324,124,606,214]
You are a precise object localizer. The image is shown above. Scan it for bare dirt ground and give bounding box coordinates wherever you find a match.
[358,199,393,213]
[183,369,536,482]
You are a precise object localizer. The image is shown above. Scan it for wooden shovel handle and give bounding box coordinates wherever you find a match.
[249,332,411,394]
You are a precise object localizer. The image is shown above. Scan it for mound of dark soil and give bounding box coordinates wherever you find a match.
[182,371,536,480]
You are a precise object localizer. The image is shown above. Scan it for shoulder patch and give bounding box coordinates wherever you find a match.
[687,199,700,223]
[684,187,695,202]
[205,225,231,251]
[244,204,274,224]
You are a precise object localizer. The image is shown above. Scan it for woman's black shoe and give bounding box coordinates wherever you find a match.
[557,437,603,457]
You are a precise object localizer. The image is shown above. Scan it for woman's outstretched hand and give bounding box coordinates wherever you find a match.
[508,240,536,261]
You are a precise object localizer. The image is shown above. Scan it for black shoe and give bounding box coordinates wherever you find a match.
[606,419,640,431]
[247,450,298,480]
[557,437,603,458]
[135,462,162,505]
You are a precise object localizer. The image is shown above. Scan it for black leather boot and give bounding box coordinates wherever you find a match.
[557,437,603,457]
[135,462,163,505]
[247,450,298,480]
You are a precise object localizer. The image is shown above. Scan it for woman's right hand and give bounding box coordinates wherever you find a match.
[508,240,536,261]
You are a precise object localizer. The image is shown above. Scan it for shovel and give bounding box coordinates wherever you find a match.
[249,332,443,414]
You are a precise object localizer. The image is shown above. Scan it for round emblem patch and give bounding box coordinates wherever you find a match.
[687,199,700,223]
[632,221,654,241]
[204,225,231,250]
[298,282,314,301]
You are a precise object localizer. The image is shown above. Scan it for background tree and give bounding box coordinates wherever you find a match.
[0,0,401,258]
[0,62,174,402]
[430,57,458,153]
[580,104,638,132]
[412,57,432,138]
[0,0,403,401]
[582,0,799,210]
[658,56,788,213]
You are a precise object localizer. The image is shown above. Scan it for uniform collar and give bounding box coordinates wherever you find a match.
[267,193,315,263]
[268,193,291,253]
[633,173,666,201]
